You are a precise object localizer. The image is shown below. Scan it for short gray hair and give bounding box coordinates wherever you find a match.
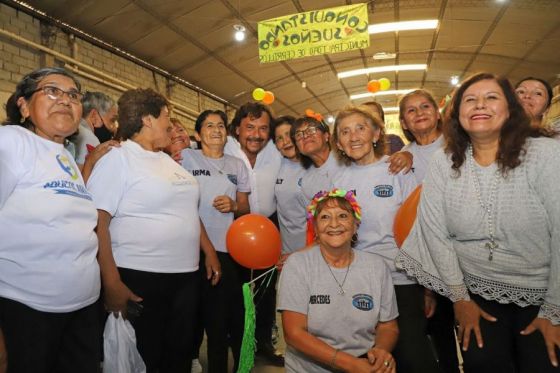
[81,91,115,118]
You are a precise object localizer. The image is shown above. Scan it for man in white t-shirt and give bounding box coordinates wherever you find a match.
[224,102,284,366]
[73,91,118,170]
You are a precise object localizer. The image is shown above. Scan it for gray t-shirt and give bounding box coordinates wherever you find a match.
[278,246,398,372]
[73,119,100,165]
[181,148,250,253]
[336,156,419,285]
[275,157,307,254]
[402,135,444,184]
[300,151,345,202]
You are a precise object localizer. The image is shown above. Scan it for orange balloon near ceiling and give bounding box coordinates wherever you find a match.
[367,80,381,93]
[262,91,275,105]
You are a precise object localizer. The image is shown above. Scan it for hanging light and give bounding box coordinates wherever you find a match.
[233,24,246,42]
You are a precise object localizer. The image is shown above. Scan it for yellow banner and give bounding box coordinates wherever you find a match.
[257,4,370,63]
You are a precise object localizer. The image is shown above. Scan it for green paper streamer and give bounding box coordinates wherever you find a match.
[237,282,256,373]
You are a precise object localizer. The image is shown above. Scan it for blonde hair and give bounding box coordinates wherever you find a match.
[332,105,385,164]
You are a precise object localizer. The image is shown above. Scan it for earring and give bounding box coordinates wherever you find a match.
[351,233,358,246]
[20,116,27,124]
[373,141,377,148]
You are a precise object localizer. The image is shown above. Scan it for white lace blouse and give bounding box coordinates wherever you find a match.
[395,137,560,325]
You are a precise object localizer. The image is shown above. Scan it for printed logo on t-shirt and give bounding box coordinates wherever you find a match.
[309,294,331,304]
[227,174,238,185]
[352,294,374,311]
[373,185,393,198]
[43,180,92,200]
[56,154,79,180]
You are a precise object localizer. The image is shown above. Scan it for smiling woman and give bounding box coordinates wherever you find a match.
[396,72,560,372]
[278,189,399,373]
[0,67,101,373]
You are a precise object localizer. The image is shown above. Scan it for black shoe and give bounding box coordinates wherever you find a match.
[256,343,285,367]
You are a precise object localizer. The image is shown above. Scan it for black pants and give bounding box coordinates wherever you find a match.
[462,294,560,373]
[393,284,441,373]
[119,268,199,373]
[0,297,100,373]
[428,294,460,373]
[199,252,245,373]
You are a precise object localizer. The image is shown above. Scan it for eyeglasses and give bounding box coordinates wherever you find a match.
[31,86,83,104]
[294,126,320,141]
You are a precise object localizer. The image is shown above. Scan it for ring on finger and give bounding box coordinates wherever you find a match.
[383,360,390,367]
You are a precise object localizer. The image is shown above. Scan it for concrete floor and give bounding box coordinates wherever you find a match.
[197,312,286,373]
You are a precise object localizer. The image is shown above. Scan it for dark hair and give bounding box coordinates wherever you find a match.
[362,101,385,122]
[291,116,330,169]
[195,109,228,133]
[82,91,115,118]
[116,88,169,141]
[272,115,296,142]
[398,89,442,143]
[3,67,81,129]
[228,102,274,139]
[315,197,358,247]
[515,76,553,110]
[445,72,549,175]
[333,106,386,165]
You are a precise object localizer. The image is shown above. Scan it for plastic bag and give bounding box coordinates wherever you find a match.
[103,312,146,373]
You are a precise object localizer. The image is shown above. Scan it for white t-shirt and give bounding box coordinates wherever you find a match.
[336,157,419,285]
[87,140,200,273]
[0,126,100,312]
[278,246,398,372]
[73,119,100,165]
[180,149,250,253]
[275,158,307,254]
[224,136,282,217]
[402,135,444,184]
[300,151,345,202]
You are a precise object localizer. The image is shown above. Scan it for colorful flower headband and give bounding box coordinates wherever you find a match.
[306,188,362,245]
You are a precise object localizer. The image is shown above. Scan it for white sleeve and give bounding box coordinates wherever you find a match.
[0,128,26,208]
[277,254,309,315]
[398,170,419,201]
[396,151,470,302]
[86,149,126,216]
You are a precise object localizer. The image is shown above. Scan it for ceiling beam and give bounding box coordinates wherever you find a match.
[421,0,448,88]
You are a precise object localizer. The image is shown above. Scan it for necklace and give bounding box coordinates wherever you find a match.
[467,144,500,261]
[320,249,353,295]
[202,153,226,174]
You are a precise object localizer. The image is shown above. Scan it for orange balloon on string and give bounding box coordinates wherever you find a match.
[262,91,275,105]
[394,185,422,248]
[226,214,282,269]
[367,80,381,93]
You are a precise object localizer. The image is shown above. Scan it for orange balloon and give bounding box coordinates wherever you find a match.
[367,80,380,93]
[394,185,422,248]
[305,109,315,117]
[226,214,281,269]
[262,91,275,105]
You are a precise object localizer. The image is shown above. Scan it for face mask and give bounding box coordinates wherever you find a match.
[94,124,113,143]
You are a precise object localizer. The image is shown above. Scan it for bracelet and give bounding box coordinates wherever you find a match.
[330,348,339,369]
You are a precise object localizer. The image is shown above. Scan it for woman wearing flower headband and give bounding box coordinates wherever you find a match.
[332,105,440,372]
[278,189,399,372]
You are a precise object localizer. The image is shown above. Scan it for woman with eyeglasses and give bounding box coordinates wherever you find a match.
[515,77,553,129]
[292,116,345,203]
[0,67,101,372]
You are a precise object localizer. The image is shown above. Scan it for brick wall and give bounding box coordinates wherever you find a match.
[0,3,233,130]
